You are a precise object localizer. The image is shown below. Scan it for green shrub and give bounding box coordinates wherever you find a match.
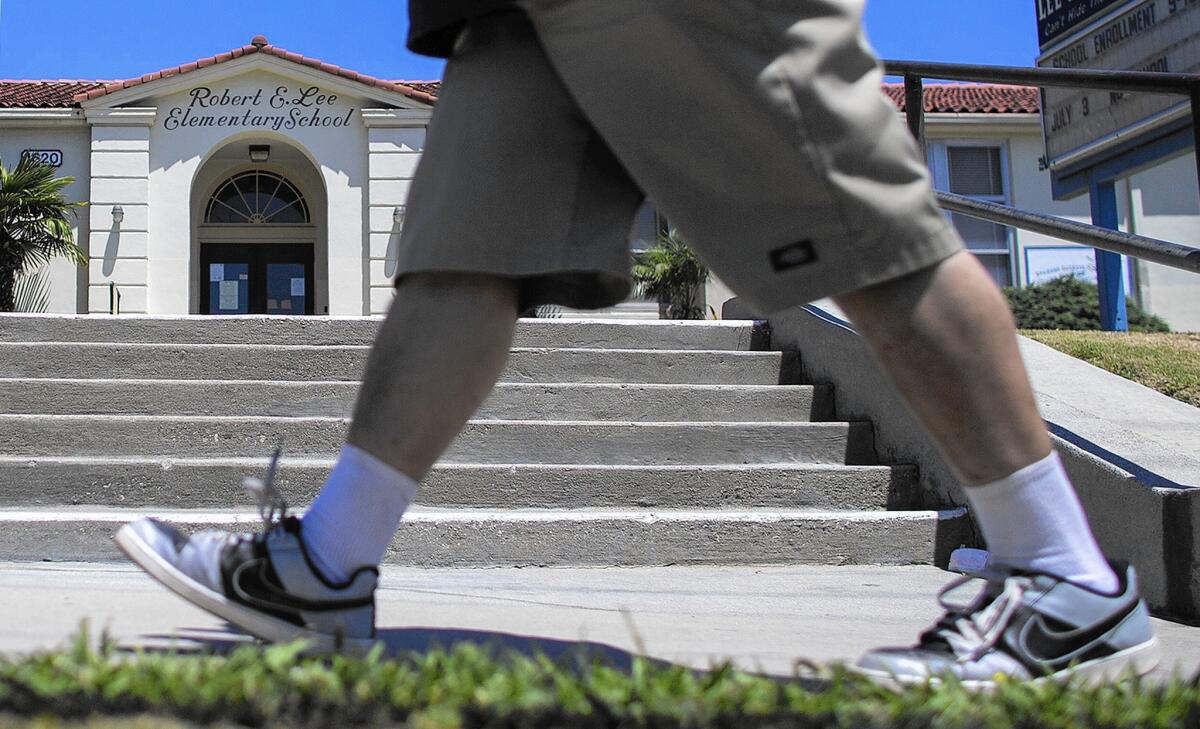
[632,231,708,320]
[1003,276,1169,333]
[4,632,1200,728]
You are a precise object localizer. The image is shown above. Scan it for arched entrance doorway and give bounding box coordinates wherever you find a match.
[192,139,327,315]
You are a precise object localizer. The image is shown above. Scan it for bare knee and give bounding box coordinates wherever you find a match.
[834,251,1007,347]
[395,272,520,311]
[389,273,522,335]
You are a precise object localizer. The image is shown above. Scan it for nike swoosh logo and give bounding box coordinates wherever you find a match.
[1017,608,1131,666]
[231,559,298,614]
[231,559,370,614]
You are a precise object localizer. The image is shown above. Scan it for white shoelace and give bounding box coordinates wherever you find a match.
[931,575,1028,664]
[241,447,288,530]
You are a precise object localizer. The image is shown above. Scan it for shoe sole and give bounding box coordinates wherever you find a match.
[853,637,1162,692]
[115,523,379,656]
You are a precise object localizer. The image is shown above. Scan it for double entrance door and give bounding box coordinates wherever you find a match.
[200,243,315,315]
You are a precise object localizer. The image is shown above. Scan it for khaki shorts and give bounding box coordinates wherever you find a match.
[396,1,963,313]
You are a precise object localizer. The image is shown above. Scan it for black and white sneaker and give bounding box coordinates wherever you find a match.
[854,561,1160,689]
[115,451,379,654]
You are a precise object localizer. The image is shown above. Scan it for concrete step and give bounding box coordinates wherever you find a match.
[0,344,793,384]
[0,315,767,350]
[0,415,877,464]
[0,380,831,421]
[557,301,661,320]
[0,506,968,567]
[0,457,911,510]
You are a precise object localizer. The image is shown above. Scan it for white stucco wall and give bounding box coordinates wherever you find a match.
[366,120,426,315]
[134,68,374,315]
[0,123,90,313]
[1127,153,1200,332]
[86,113,153,313]
[931,121,1199,332]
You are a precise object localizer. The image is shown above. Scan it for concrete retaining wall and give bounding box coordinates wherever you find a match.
[743,301,1200,619]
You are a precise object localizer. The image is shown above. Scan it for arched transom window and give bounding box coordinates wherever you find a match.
[205,171,310,224]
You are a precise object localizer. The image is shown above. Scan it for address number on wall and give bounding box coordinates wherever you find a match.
[21,149,63,167]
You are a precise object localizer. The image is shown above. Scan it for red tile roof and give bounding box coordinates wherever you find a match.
[0,80,109,109]
[396,81,442,99]
[883,83,1041,114]
[0,42,1041,116]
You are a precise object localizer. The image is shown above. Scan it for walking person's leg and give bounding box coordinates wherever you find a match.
[116,0,1159,683]
[834,251,1115,590]
[114,273,523,651]
[115,9,645,652]
[298,273,520,584]
[516,0,1158,685]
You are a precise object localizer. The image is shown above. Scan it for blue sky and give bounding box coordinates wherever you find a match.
[0,1,1040,81]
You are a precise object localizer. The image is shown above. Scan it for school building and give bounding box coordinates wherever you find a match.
[1,36,1197,329]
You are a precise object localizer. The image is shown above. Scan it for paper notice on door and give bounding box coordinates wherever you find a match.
[210,264,224,282]
[291,278,305,296]
[218,280,240,310]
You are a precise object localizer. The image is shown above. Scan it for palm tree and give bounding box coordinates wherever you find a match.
[632,229,709,319]
[0,156,87,312]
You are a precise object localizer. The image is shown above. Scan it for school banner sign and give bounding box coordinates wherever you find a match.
[1035,0,1200,188]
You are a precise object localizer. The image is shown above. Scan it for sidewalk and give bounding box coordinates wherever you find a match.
[3,562,1198,680]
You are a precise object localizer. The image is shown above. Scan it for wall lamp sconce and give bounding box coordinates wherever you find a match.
[249,144,271,163]
[111,205,125,226]
[392,206,406,226]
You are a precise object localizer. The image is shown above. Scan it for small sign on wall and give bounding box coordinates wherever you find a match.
[21,149,63,167]
[1024,246,1134,290]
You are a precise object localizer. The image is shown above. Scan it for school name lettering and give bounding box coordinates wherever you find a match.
[1037,0,1124,46]
[163,85,355,132]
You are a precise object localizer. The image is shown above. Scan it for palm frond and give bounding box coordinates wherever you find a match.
[12,267,51,313]
[632,230,709,319]
[0,156,88,309]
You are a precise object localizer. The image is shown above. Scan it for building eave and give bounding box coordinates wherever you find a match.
[77,41,435,111]
[924,112,1042,124]
[0,108,87,127]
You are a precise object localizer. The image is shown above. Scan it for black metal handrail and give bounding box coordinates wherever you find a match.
[884,59,1200,279]
[884,60,1200,95]
[935,192,1200,273]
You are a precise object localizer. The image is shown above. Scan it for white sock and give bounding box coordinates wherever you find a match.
[964,451,1119,593]
[300,444,418,583]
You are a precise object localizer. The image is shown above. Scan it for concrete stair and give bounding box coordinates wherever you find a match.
[0,314,965,567]
[556,300,661,320]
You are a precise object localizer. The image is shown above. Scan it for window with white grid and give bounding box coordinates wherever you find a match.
[928,143,1014,287]
[630,201,669,252]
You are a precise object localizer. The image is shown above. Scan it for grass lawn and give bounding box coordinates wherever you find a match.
[1021,330,1200,408]
[2,633,1199,729]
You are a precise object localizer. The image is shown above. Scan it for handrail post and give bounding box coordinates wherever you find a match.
[1191,84,1200,204]
[904,73,926,155]
[1089,179,1129,332]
